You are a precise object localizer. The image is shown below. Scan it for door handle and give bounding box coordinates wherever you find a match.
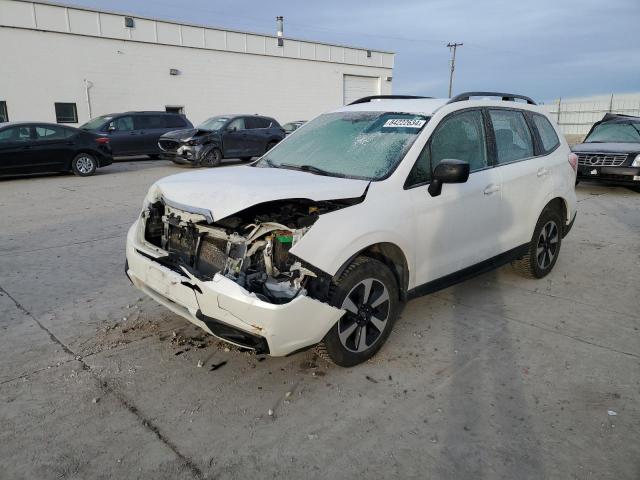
[537,167,549,177]
[22,145,32,150]
[483,184,501,195]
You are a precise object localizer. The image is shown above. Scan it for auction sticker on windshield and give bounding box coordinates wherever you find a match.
[383,118,427,128]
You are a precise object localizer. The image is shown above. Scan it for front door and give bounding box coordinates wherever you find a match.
[407,109,505,284]
[106,116,138,156]
[222,117,249,158]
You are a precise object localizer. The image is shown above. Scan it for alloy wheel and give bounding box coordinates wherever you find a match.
[338,278,390,353]
[536,220,559,269]
[76,156,94,174]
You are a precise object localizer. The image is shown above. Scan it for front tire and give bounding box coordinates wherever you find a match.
[200,147,222,167]
[512,206,563,278]
[317,256,400,367]
[71,153,97,177]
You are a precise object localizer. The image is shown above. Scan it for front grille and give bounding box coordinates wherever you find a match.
[576,153,627,167]
[159,139,180,152]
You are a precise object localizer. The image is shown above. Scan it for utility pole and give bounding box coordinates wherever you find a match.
[447,42,463,98]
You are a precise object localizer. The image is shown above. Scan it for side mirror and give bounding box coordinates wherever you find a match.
[107,123,116,132]
[226,126,237,133]
[428,159,470,197]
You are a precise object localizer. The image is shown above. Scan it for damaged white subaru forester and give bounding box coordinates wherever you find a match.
[126,92,577,366]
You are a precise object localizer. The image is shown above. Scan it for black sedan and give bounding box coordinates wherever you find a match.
[0,122,112,177]
[572,113,640,186]
[158,115,285,167]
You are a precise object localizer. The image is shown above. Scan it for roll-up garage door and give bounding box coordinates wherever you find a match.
[343,75,380,105]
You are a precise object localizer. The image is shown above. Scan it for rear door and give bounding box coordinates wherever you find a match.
[106,116,137,155]
[244,117,271,156]
[0,125,35,173]
[488,108,552,248]
[408,109,505,283]
[31,125,76,170]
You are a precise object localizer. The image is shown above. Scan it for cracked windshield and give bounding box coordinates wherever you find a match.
[257,111,429,180]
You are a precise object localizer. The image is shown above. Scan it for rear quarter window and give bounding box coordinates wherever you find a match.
[532,114,560,153]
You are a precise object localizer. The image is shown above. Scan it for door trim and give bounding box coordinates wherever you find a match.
[407,243,528,300]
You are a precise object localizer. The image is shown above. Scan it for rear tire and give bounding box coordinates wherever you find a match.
[317,256,400,367]
[71,153,97,177]
[201,147,222,167]
[512,206,563,278]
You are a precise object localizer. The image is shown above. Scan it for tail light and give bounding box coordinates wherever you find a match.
[568,153,578,172]
[95,137,109,144]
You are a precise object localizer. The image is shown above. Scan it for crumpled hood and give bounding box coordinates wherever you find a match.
[161,128,217,141]
[572,142,640,154]
[148,165,370,221]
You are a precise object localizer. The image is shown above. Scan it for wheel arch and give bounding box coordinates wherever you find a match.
[334,242,410,301]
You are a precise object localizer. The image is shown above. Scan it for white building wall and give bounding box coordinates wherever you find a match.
[0,0,394,125]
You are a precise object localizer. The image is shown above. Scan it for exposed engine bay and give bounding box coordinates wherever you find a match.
[142,198,360,304]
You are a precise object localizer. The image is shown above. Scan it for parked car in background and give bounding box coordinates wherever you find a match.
[158,115,285,166]
[572,113,640,186]
[0,122,112,177]
[80,111,192,159]
[282,121,306,134]
[126,92,577,366]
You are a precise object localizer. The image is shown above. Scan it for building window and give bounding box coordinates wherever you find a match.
[55,103,78,123]
[165,106,184,114]
[0,101,8,123]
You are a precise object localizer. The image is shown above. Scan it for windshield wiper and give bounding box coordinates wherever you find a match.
[280,163,347,178]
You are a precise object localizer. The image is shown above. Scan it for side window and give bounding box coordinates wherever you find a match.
[0,126,31,142]
[111,116,134,131]
[35,125,67,140]
[164,115,187,128]
[246,117,271,129]
[227,118,245,131]
[532,114,560,153]
[489,110,534,164]
[135,115,165,130]
[406,110,487,188]
[406,144,432,187]
[431,110,488,172]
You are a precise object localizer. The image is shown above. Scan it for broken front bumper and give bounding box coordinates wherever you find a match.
[125,220,344,356]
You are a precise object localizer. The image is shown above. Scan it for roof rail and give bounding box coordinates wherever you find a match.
[448,92,537,105]
[349,95,431,105]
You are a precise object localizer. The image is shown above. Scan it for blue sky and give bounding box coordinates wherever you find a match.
[65,0,640,102]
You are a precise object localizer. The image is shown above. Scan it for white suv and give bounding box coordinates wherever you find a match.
[126,92,577,367]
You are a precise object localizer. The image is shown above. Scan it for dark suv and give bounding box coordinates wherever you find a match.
[572,113,640,186]
[158,115,285,167]
[80,111,193,158]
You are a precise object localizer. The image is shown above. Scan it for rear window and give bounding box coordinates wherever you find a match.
[35,125,73,140]
[164,115,187,128]
[532,114,560,153]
